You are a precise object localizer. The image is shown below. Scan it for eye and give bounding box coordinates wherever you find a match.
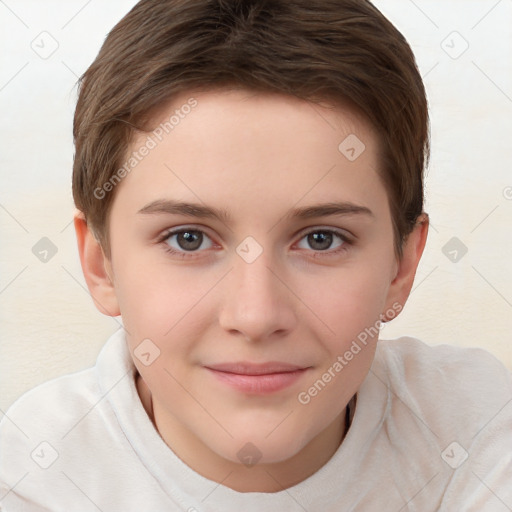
[296,229,349,252]
[164,228,214,253]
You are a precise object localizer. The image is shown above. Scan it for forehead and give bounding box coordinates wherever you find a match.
[114,88,388,223]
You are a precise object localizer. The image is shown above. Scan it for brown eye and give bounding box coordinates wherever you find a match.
[165,229,212,252]
[307,231,333,251]
[297,230,346,252]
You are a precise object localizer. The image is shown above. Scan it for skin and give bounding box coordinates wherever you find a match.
[75,88,428,493]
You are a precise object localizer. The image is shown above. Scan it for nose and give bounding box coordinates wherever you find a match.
[218,249,298,343]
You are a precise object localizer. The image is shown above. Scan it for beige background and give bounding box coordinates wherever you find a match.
[1,0,511,411]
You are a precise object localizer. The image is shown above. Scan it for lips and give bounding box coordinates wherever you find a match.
[204,361,308,375]
[204,362,310,394]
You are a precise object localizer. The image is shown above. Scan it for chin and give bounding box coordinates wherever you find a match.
[212,431,308,467]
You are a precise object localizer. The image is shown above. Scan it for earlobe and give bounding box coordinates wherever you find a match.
[382,213,429,321]
[74,211,121,317]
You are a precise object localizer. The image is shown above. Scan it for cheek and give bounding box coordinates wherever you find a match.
[114,270,171,337]
[113,260,227,400]
[306,263,390,346]
[294,269,386,423]
[113,251,218,337]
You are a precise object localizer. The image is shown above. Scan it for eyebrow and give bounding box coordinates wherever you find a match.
[286,202,374,220]
[137,199,374,223]
[138,199,231,224]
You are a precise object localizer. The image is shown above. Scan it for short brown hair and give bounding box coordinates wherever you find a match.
[72,0,429,259]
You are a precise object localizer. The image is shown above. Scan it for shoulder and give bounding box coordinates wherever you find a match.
[0,331,170,511]
[0,364,100,427]
[374,337,512,497]
[374,336,512,420]
[0,330,126,460]
[372,336,512,443]
[0,329,130,453]
[0,337,124,500]
[0,366,100,463]
[367,337,512,507]
[375,336,512,398]
[0,366,100,508]
[0,330,136,510]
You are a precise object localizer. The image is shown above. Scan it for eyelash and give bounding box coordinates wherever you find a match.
[157,226,353,260]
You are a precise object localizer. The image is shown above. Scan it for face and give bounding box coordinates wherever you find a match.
[102,88,405,482]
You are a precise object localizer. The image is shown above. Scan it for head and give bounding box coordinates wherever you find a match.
[73,0,429,487]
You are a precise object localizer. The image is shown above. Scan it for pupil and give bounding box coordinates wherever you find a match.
[308,232,332,250]
[178,231,202,250]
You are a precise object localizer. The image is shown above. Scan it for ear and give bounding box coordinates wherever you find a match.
[382,213,429,320]
[74,211,120,317]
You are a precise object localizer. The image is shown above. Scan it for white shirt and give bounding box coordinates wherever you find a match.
[1,330,511,511]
